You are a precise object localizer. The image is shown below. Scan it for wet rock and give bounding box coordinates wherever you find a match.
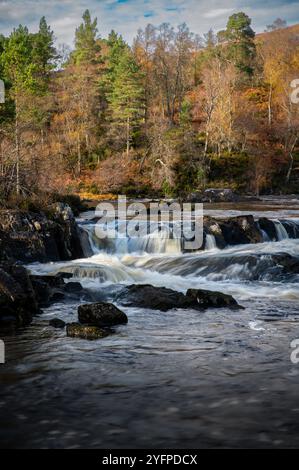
[117,284,190,312]
[218,216,263,245]
[64,282,84,293]
[66,323,112,340]
[78,303,128,327]
[272,254,299,275]
[0,265,39,327]
[204,218,226,249]
[117,284,243,311]
[281,220,299,239]
[49,318,66,329]
[0,205,83,264]
[50,291,65,302]
[186,289,244,310]
[258,218,277,241]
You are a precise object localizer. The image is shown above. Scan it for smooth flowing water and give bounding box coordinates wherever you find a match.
[1,198,299,449]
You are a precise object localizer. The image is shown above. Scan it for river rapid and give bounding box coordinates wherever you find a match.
[1,197,299,449]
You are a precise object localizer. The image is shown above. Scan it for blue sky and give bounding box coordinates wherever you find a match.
[0,0,298,45]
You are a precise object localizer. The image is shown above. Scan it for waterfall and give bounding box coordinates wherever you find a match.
[274,221,289,241]
[256,222,270,242]
[78,227,94,258]
[81,222,182,256]
[205,234,217,250]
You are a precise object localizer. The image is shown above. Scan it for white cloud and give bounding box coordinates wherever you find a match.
[0,0,298,46]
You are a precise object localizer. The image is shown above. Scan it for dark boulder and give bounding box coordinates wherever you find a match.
[78,303,128,327]
[0,265,39,328]
[272,253,299,275]
[66,323,112,340]
[64,282,84,293]
[117,284,191,312]
[117,284,243,311]
[258,218,277,241]
[49,318,66,329]
[218,216,263,245]
[186,289,243,310]
[0,204,83,264]
[281,220,299,239]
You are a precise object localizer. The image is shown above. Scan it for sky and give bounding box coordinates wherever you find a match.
[0,0,299,46]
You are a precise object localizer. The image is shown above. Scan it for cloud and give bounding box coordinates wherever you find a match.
[203,8,235,19]
[0,0,298,46]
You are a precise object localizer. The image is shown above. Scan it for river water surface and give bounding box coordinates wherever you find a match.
[1,197,299,449]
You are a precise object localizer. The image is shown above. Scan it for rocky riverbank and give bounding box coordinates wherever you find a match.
[0,203,83,264]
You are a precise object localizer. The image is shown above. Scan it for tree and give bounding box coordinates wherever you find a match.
[72,9,101,65]
[32,17,56,80]
[107,47,145,156]
[1,25,38,194]
[220,12,256,75]
[266,18,287,32]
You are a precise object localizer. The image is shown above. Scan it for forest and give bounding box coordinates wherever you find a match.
[0,10,299,206]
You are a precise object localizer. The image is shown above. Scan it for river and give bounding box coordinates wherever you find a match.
[1,197,299,448]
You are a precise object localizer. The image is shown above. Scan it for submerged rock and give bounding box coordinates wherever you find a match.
[186,289,243,310]
[78,302,128,327]
[117,284,243,311]
[66,323,112,340]
[49,318,66,329]
[117,285,190,312]
[64,282,84,293]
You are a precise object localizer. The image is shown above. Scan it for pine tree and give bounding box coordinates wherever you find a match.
[72,10,100,65]
[220,12,256,75]
[107,48,145,156]
[32,17,56,80]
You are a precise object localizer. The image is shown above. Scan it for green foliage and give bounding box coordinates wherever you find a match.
[72,10,100,65]
[219,12,256,75]
[106,46,145,151]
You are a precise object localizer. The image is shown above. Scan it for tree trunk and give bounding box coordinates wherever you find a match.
[77,137,82,175]
[126,117,130,158]
[15,110,20,196]
[268,84,273,127]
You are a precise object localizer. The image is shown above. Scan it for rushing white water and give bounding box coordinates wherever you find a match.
[205,234,217,250]
[274,220,289,241]
[5,201,299,449]
[28,215,299,303]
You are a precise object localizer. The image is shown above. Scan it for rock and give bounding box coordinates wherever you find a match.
[117,284,243,311]
[66,323,112,340]
[272,254,299,275]
[218,216,263,245]
[0,264,39,328]
[203,189,240,203]
[258,218,277,241]
[49,318,66,329]
[78,303,128,327]
[281,220,299,239]
[186,289,244,310]
[117,284,190,312]
[64,282,84,293]
[50,291,65,302]
[0,205,83,264]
